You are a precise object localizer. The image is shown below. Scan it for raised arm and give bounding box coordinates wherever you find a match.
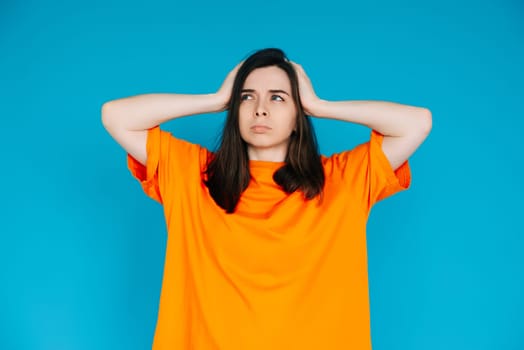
[101,62,242,165]
[291,62,432,170]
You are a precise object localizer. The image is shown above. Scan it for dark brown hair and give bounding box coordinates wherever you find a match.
[204,48,325,213]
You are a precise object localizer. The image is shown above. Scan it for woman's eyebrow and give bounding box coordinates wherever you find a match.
[241,88,290,96]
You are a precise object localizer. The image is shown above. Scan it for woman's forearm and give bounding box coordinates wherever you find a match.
[311,99,432,137]
[101,93,225,131]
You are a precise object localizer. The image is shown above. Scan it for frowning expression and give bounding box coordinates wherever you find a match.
[238,66,297,161]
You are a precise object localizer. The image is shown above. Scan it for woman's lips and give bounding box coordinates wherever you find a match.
[250,125,271,133]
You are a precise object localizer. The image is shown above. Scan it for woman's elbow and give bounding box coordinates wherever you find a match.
[418,108,433,136]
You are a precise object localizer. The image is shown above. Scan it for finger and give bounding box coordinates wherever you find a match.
[291,61,303,70]
[291,63,307,77]
[228,60,244,75]
[235,60,244,69]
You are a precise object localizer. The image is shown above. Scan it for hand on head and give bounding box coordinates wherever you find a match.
[216,61,244,112]
[215,59,322,117]
[289,61,321,117]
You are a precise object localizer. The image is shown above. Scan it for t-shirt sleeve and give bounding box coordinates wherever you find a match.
[328,129,411,210]
[126,125,207,204]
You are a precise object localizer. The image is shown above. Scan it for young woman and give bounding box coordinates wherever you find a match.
[102,48,431,349]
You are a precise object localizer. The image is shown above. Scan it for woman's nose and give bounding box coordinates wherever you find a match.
[255,102,268,117]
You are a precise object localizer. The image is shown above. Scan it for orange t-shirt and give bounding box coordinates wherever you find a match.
[127,125,411,349]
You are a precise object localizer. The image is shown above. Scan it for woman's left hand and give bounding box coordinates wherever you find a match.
[290,62,323,116]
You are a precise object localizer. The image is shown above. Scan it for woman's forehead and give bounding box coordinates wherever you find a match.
[243,66,291,90]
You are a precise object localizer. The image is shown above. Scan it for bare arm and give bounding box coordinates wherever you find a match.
[101,62,242,165]
[291,62,432,170]
[101,94,224,166]
[101,93,225,131]
[311,100,432,170]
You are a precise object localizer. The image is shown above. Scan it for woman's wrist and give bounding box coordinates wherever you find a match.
[207,92,229,113]
[304,98,329,118]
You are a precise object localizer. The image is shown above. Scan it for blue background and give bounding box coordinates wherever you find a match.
[1,0,523,349]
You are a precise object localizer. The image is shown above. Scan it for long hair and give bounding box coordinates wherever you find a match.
[204,48,325,213]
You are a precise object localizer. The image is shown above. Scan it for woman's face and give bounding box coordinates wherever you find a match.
[238,65,297,162]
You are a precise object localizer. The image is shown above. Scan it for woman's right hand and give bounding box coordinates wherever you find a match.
[215,61,243,112]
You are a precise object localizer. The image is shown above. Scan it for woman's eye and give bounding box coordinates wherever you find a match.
[272,95,284,101]
[240,94,252,101]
